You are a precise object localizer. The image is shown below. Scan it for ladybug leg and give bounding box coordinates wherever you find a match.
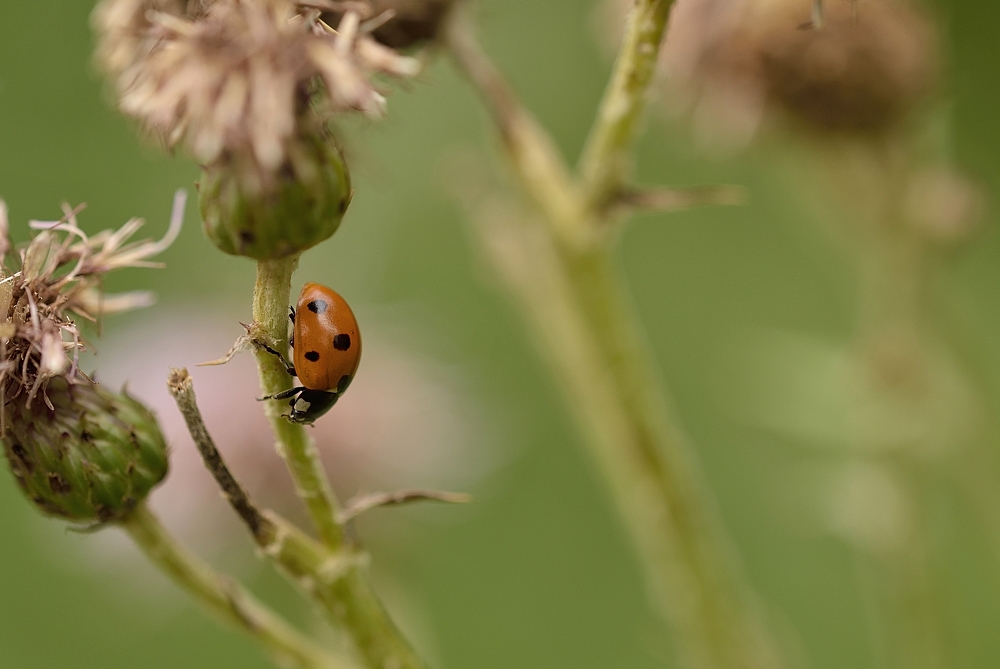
[289,307,295,324]
[256,341,296,376]
[258,387,304,402]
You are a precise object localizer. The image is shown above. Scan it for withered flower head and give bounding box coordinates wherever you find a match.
[654,0,939,147]
[0,194,183,525]
[754,0,938,136]
[93,0,420,182]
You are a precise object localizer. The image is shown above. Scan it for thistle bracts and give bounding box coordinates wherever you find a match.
[0,196,181,525]
[200,125,352,260]
[3,377,168,524]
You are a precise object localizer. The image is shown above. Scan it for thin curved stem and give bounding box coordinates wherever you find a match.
[253,256,343,549]
[121,503,353,669]
[443,11,581,242]
[563,248,780,669]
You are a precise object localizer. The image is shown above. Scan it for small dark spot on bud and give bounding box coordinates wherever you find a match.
[32,495,61,515]
[80,430,93,442]
[10,443,33,474]
[333,334,351,350]
[95,504,114,523]
[239,230,255,249]
[305,351,321,362]
[307,300,328,314]
[48,473,72,495]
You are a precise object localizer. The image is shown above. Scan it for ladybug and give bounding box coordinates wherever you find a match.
[260,283,362,424]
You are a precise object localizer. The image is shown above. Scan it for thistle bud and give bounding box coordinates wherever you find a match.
[199,131,352,260]
[0,194,182,526]
[3,378,168,524]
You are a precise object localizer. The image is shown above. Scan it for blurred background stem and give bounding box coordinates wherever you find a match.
[806,142,957,669]
[121,503,353,669]
[446,4,783,668]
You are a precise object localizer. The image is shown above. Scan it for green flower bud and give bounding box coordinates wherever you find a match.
[2,377,169,525]
[199,132,352,261]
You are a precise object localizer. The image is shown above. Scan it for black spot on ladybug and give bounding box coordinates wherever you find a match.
[307,300,328,314]
[337,374,353,394]
[333,334,351,350]
[305,351,321,362]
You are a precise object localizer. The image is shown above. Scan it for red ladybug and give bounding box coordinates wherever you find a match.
[261,283,362,424]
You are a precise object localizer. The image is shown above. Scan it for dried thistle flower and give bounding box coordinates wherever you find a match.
[0,193,184,525]
[611,0,939,149]
[93,0,420,186]
[754,0,937,136]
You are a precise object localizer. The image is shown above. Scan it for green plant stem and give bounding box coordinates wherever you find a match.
[253,256,343,549]
[443,11,581,242]
[578,0,676,216]
[168,366,429,669]
[121,503,352,669]
[566,249,779,669]
[447,6,783,669]
[259,514,430,669]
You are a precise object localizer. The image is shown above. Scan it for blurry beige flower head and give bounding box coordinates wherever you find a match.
[94,0,420,181]
[750,0,938,136]
[602,0,939,149]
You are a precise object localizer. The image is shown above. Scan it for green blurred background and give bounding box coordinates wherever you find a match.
[2,1,1000,668]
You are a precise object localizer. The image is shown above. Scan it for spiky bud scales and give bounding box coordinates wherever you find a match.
[199,132,352,260]
[3,378,169,524]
